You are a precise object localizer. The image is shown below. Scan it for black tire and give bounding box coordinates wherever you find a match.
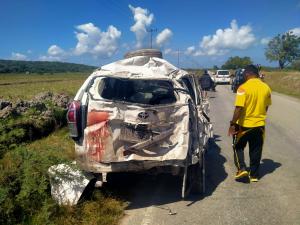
[181,152,205,198]
[191,152,205,194]
[181,101,205,198]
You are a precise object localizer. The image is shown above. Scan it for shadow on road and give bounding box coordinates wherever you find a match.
[102,134,228,209]
[186,135,228,205]
[104,172,182,210]
[259,158,281,179]
[204,135,228,197]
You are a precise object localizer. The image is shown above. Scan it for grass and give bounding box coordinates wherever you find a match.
[0,72,125,225]
[263,71,300,99]
[0,128,124,225]
[0,72,90,101]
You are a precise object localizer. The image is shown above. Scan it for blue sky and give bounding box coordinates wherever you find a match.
[1,0,299,68]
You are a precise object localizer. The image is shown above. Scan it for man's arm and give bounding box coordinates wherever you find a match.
[228,106,243,136]
[231,106,243,124]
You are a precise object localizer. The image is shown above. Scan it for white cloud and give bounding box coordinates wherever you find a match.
[185,46,196,55]
[11,52,28,60]
[164,48,178,56]
[74,23,121,57]
[39,55,62,61]
[129,5,154,48]
[164,48,172,55]
[39,44,65,61]
[289,27,300,36]
[188,20,256,56]
[156,28,173,46]
[48,45,65,56]
[260,37,271,45]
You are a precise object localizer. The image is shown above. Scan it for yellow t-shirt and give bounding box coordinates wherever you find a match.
[235,78,272,127]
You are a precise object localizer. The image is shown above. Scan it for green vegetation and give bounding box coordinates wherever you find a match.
[0,98,68,158]
[291,60,300,70]
[264,71,300,99]
[0,73,89,101]
[265,32,300,69]
[0,72,124,224]
[222,56,253,70]
[0,60,97,74]
[0,128,124,225]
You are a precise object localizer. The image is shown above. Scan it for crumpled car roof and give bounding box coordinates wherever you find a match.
[91,56,189,80]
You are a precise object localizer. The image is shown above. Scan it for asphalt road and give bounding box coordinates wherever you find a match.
[114,85,300,225]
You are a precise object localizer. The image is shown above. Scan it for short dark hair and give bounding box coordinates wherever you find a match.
[244,64,259,76]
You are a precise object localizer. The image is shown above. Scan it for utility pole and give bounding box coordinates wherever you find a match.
[147,28,157,49]
[177,49,180,68]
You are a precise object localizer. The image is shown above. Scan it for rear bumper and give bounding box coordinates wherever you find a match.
[215,78,230,84]
[76,158,187,173]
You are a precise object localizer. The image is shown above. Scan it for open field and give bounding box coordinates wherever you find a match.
[263,71,300,99]
[0,72,90,101]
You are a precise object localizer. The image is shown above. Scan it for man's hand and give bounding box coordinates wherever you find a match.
[228,125,238,136]
[228,106,243,136]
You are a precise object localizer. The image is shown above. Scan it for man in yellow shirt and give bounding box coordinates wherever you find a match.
[228,65,272,182]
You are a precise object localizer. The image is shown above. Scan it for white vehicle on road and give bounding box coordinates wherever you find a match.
[214,70,231,84]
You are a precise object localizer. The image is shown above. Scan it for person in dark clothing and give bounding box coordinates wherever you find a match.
[199,70,214,98]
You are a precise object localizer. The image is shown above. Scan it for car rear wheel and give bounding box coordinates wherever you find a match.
[181,151,205,198]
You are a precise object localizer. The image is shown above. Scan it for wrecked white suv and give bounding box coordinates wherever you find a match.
[67,49,213,198]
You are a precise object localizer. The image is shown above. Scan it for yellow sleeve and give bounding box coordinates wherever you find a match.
[235,87,246,107]
[266,88,272,106]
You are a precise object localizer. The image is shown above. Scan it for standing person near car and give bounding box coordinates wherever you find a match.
[228,65,272,182]
[199,70,214,98]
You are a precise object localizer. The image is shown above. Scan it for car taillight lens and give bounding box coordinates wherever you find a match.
[67,101,81,138]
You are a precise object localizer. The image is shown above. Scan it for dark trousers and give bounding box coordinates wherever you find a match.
[233,126,265,178]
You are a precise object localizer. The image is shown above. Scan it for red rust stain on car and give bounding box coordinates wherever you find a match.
[87,111,109,126]
[85,111,110,162]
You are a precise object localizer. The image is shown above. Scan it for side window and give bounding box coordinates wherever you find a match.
[181,77,196,103]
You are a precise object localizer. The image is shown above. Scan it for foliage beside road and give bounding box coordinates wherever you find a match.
[0,73,124,225]
[0,128,124,225]
[264,71,300,99]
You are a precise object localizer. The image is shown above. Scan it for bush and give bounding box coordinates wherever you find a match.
[0,146,64,224]
[0,129,124,225]
[291,60,300,70]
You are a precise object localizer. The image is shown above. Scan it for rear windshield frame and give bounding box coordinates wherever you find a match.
[89,76,178,106]
[217,70,229,75]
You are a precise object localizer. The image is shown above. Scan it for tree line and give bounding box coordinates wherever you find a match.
[0,60,97,74]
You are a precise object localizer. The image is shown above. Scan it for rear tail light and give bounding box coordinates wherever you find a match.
[67,101,81,138]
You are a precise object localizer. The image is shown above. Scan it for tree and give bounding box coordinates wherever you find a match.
[222,56,253,70]
[265,32,300,69]
[291,60,300,71]
[213,65,219,70]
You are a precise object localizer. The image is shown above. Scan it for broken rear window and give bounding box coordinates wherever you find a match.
[97,77,177,105]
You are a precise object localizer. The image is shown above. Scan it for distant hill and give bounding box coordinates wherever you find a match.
[0,60,97,73]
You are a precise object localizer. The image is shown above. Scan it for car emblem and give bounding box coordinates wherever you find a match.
[138,112,149,119]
